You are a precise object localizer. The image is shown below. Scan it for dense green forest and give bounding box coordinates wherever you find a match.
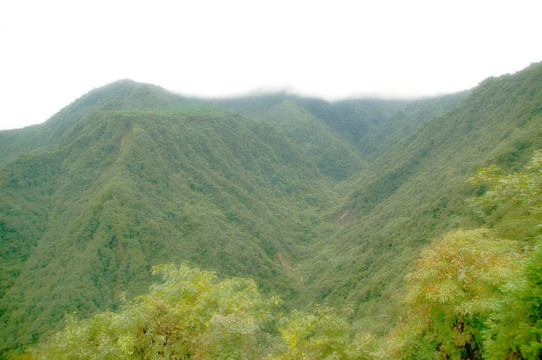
[1,62,542,359]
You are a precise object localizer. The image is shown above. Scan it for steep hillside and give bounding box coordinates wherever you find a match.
[215,92,467,180]
[355,91,469,161]
[213,95,371,180]
[1,62,542,356]
[0,80,188,165]
[0,88,332,353]
[302,62,542,332]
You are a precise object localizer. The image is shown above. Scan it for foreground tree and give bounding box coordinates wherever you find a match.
[389,150,542,359]
[470,150,542,359]
[27,263,275,359]
[483,243,542,359]
[389,229,520,359]
[273,307,381,360]
[469,150,542,241]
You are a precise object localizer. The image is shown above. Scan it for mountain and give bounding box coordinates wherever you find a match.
[1,62,542,356]
[213,91,468,180]
[302,62,542,331]
[212,94,374,181]
[0,81,331,353]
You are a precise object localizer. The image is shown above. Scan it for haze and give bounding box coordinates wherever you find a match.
[1,0,541,130]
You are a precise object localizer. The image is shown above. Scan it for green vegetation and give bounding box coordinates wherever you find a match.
[23,263,381,359]
[0,95,329,354]
[389,229,519,359]
[484,244,542,359]
[27,263,276,359]
[384,150,542,359]
[1,62,542,358]
[301,62,542,333]
[23,150,542,358]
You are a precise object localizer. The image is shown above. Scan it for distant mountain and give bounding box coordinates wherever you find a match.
[213,94,371,180]
[213,91,467,179]
[1,62,541,355]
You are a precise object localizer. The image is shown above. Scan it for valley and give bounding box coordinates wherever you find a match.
[1,62,542,359]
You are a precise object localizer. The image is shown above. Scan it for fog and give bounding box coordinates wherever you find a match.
[1,0,541,130]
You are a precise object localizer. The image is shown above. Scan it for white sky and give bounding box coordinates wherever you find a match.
[1,0,541,130]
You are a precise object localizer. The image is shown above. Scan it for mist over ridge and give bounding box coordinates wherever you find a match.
[1,61,542,357]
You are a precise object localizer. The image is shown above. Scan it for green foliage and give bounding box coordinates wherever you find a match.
[216,95,369,180]
[27,266,386,360]
[386,149,542,359]
[28,263,275,359]
[272,306,384,360]
[468,150,542,359]
[352,91,469,161]
[0,99,329,354]
[484,244,542,359]
[302,62,542,331]
[469,150,542,241]
[274,308,351,359]
[2,61,542,358]
[389,229,520,359]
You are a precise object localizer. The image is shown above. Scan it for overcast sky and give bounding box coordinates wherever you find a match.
[1,0,541,130]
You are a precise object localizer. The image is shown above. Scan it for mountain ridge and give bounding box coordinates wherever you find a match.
[1,61,542,355]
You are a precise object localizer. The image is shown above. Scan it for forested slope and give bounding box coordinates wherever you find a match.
[216,91,467,171]
[302,62,542,331]
[1,62,542,358]
[0,87,332,354]
[23,152,542,359]
[0,80,187,165]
